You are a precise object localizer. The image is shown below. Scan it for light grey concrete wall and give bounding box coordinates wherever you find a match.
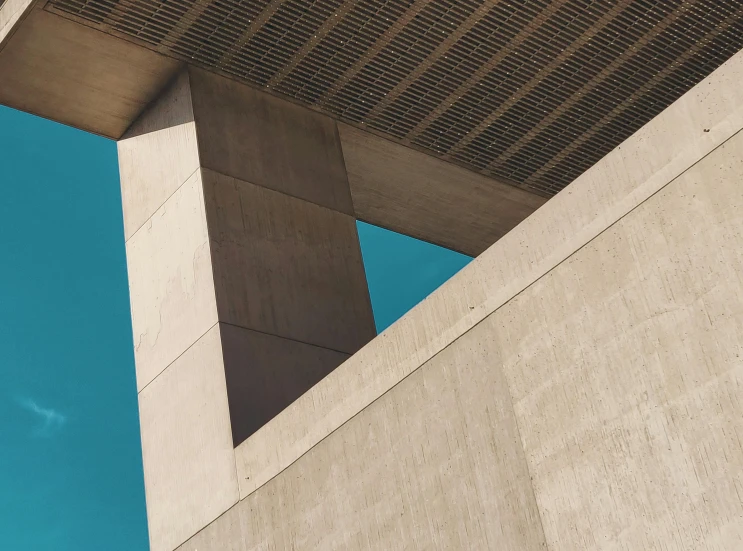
[497,127,743,550]
[233,45,743,505]
[175,49,743,549]
[179,311,550,551]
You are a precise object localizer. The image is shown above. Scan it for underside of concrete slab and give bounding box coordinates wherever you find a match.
[3,2,743,551]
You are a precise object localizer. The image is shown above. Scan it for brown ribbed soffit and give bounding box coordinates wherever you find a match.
[45,0,743,196]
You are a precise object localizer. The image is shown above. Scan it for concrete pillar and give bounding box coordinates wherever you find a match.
[117,68,376,551]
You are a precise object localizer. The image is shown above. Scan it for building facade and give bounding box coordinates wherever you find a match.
[2,1,743,549]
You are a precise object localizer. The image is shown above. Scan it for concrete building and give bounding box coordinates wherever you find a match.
[2,1,743,549]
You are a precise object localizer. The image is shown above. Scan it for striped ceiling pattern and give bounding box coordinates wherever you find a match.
[46,0,743,196]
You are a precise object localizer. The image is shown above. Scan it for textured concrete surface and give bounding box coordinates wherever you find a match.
[203,167,375,354]
[0,6,179,137]
[178,313,549,551]
[233,46,743,502]
[118,71,199,240]
[0,0,32,47]
[190,53,743,550]
[497,129,743,550]
[125,170,217,391]
[190,68,353,214]
[339,123,547,256]
[139,324,238,551]
[119,67,376,551]
[1,7,546,255]
[220,323,349,447]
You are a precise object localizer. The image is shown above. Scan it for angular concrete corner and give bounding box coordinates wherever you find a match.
[118,70,200,241]
[190,47,743,550]
[119,68,376,551]
[139,324,238,551]
[125,169,218,391]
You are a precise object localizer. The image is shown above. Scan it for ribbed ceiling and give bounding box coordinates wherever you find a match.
[45,0,743,196]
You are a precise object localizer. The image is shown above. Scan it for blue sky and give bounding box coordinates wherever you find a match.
[0,105,470,549]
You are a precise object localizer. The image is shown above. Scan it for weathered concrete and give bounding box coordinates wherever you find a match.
[179,313,549,551]
[185,116,743,549]
[0,0,33,46]
[233,45,743,505]
[496,128,743,549]
[119,67,376,551]
[0,3,180,138]
[139,324,238,551]
[117,70,200,240]
[190,69,353,214]
[202,167,373,354]
[125,169,217,391]
[169,46,743,550]
[220,323,349,447]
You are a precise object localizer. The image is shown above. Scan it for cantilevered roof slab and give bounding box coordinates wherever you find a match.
[2,0,743,251]
[32,0,743,195]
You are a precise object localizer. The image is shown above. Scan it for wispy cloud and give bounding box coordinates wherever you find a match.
[17,397,67,436]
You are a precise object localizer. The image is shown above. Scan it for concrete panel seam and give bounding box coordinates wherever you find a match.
[118,65,190,141]
[233,122,743,508]
[217,321,353,357]
[199,165,359,218]
[331,119,356,217]
[498,337,552,551]
[136,319,219,396]
[124,165,201,244]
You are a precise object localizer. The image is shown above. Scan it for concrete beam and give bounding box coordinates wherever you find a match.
[120,67,376,551]
[0,7,544,255]
[0,2,181,138]
[340,123,547,256]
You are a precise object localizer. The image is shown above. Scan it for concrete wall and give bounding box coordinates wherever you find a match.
[174,48,743,550]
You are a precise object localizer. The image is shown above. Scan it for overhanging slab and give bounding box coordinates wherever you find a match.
[0,5,544,254]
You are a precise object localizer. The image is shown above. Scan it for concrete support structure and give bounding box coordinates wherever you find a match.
[0,0,545,257]
[175,47,743,551]
[119,67,377,551]
[4,1,743,550]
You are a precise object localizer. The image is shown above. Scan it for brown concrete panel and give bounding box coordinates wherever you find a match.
[340,123,547,256]
[177,314,547,551]
[126,170,218,391]
[189,68,354,214]
[139,323,238,551]
[220,323,349,447]
[0,8,180,138]
[202,168,375,354]
[233,48,743,502]
[118,70,200,240]
[495,129,743,549]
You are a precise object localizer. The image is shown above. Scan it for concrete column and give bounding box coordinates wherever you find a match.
[117,68,376,551]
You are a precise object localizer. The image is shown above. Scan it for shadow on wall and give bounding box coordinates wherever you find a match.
[357,221,472,333]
